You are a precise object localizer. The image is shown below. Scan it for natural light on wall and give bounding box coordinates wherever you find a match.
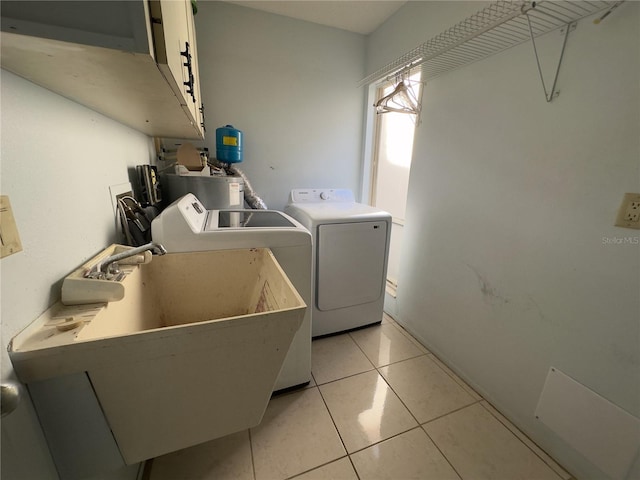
[371,71,421,291]
[373,70,421,218]
[378,72,421,168]
[381,113,416,168]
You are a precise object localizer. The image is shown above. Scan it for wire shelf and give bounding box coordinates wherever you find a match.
[358,0,617,87]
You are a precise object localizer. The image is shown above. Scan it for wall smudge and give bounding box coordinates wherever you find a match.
[466,264,509,306]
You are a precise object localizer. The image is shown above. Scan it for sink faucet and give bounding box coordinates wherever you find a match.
[87,242,167,279]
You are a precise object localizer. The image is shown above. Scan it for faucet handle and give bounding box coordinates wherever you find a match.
[107,262,120,273]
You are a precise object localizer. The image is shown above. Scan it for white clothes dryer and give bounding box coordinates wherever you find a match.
[152,193,312,392]
[285,189,391,337]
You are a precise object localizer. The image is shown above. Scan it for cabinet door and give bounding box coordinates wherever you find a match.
[1,1,151,54]
[150,0,199,130]
[1,0,204,138]
[185,3,205,134]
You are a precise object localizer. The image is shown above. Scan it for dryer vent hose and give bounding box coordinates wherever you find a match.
[209,158,268,210]
[227,164,268,210]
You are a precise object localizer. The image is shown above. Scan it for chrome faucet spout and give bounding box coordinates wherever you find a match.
[88,242,167,279]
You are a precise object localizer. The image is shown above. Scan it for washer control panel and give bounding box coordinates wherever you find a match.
[177,193,208,232]
[289,189,355,203]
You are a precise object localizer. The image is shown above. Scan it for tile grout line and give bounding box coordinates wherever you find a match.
[348,328,378,368]
[318,363,425,460]
[314,350,451,387]
[312,331,376,386]
[368,338,479,429]
[421,425,466,480]
[385,317,430,351]
[383,315,483,402]
[248,428,257,480]
[316,321,424,477]
[315,384,351,465]
[344,425,424,456]
[339,320,479,445]
[346,455,362,480]
[301,322,537,479]
[426,353,483,399]
[478,401,571,480]
[365,324,486,479]
[372,319,569,479]
[305,383,367,480]
[313,365,377,388]
[346,323,432,434]
[373,362,422,427]
[347,325,428,371]
[284,454,353,480]
[420,400,483,427]
[375,351,427,369]
[271,385,352,480]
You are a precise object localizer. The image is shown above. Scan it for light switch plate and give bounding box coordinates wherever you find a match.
[0,195,23,258]
[614,193,640,229]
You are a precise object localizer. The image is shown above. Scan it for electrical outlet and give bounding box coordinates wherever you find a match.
[615,193,640,229]
[624,202,640,222]
[109,184,134,244]
[109,183,133,217]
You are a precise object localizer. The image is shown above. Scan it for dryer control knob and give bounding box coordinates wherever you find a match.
[320,191,330,200]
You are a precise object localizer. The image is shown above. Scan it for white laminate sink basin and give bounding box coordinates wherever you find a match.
[9,247,306,463]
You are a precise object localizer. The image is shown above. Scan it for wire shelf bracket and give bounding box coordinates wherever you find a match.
[527,16,576,102]
[359,1,621,103]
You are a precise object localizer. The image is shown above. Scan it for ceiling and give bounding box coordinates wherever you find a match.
[225,1,407,35]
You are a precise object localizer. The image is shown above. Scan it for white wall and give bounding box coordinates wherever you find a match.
[0,70,152,479]
[192,2,366,210]
[368,2,640,479]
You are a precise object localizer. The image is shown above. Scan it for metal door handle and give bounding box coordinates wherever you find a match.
[180,42,196,103]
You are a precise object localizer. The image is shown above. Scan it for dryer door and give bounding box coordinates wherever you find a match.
[317,221,388,311]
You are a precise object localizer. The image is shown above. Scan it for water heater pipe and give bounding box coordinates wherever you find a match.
[208,158,268,210]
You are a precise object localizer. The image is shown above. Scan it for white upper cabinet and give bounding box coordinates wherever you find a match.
[0,0,205,139]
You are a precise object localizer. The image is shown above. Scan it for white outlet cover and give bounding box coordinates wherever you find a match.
[615,193,640,229]
[535,367,640,480]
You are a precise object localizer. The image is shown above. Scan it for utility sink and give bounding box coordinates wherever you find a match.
[9,247,306,464]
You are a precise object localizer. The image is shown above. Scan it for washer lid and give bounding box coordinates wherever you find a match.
[204,210,298,230]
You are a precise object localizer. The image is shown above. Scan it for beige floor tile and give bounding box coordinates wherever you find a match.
[388,321,431,354]
[250,388,345,480]
[306,373,317,388]
[350,427,461,480]
[312,334,374,385]
[379,355,476,423]
[292,457,358,480]
[148,430,253,480]
[319,370,417,453]
[424,403,562,480]
[349,323,424,367]
[381,312,396,325]
[480,401,572,479]
[429,354,482,401]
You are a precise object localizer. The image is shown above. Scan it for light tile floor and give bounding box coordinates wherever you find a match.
[148,314,573,480]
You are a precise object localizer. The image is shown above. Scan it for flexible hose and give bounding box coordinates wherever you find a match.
[226,164,268,210]
[207,158,268,210]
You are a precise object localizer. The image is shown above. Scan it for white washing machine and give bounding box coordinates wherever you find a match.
[285,189,391,337]
[151,193,312,392]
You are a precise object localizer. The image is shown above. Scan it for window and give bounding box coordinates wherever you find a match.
[370,72,421,293]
